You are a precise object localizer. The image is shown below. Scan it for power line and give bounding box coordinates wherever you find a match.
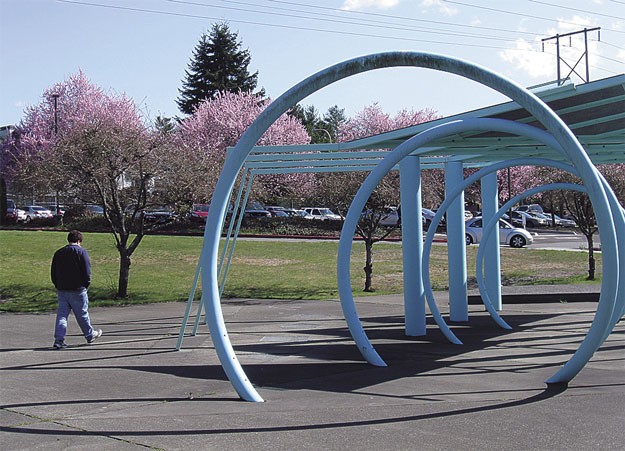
[527,0,625,20]
[602,40,625,52]
[55,0,544,50]
[55,0,621,75]
[442,0,625,34]
[261,0,542,38]
[163,0,534,43]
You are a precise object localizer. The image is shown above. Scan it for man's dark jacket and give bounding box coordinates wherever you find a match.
[51,244,91,291]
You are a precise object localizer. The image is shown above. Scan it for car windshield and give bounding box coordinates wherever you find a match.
[319,209,334,215]
[194,205,209,212]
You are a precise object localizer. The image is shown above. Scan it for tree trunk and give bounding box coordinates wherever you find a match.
[117,250,131,298]
[363,240,374,292]
[586,233,595,280]
[0,176,7,226]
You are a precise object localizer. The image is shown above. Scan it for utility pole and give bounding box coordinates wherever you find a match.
[542,27,601,85]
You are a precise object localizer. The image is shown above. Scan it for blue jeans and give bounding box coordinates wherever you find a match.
[54,289,95,343]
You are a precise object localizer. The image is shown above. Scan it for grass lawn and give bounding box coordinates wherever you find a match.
[0,230,600,313]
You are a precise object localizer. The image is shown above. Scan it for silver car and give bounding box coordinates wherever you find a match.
[21,205,54,223]
[465,217,533,248]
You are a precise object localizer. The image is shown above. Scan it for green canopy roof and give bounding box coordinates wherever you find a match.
[244,74,624,172]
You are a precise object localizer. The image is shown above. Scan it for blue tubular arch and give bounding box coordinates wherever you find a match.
[339,127,582,352]
[421,158,582,331]
[200,52,620,401]
[341,145,622,383]
[476,182,586,314]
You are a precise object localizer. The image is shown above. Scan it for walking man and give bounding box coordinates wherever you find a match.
[51,230,102,349]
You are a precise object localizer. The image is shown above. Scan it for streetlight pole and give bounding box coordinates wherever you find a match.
[312,128,333,143]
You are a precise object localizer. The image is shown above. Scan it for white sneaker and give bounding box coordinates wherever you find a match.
[87,329,102,343]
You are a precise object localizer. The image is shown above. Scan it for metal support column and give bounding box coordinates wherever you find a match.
[445,161,468,322]
[399,156,425,336]
[481,171,502,311]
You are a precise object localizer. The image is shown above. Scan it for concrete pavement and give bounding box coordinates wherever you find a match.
[1,289,623,450]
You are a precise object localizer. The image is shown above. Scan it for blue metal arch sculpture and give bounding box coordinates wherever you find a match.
[337,123,623,378]
[200,52,621,401]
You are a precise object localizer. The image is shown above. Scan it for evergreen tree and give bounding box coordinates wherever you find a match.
[289,104,346,143]
[177,22,259,115]
[154,116,176,134]
[322,105,346,142]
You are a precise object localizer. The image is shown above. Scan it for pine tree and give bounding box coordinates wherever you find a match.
[322,105,347,142]
[177,22,259,115]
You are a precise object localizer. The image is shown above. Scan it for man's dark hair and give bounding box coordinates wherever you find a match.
[67,230,83,243]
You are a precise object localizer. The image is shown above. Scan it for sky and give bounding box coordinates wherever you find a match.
[1,0,624,126]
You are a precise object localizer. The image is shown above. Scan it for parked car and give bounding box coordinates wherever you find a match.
[85,204,105,216]
[422,208,441,229]
[302,207,342,221]
[526,211,551,227]
[244,208,272,218]
[265,206,289,217]
[509,210,548,228]
[5,200,18,224]
[190,203,210,222]
[42,204,67,216]
[361,206,400,227]
[283,208,314,219]
[16,208,26,223]
[552,214,577,228]
[21,205,54,223]
[515,204,544,214]
[380,207,400,226]
[465,217,533,248]
[144,207,176,223]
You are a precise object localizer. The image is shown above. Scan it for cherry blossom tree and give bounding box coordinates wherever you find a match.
[16,71,167,298]
[174,91,313,206]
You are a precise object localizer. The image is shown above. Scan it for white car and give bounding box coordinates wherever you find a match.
[302,207,342,221]
[21,205,54,222]
[510,210,549,228]
[465,217,533,248]
[553,214,577,228]
[16,208,27,222]
[362,207,399,226]
[379,207,400,226]
[284,209,314,219]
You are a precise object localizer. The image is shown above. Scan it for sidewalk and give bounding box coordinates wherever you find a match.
[1,291,623,450]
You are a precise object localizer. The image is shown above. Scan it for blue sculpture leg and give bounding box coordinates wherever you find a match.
[400,157,426,336]
[445,161,468,322]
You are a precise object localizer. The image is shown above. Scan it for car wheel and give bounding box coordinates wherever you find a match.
[509,235,526,248]
[24,215,32,223]
[465,234,473,245]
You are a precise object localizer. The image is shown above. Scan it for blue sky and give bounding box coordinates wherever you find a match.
[1,0,624,126]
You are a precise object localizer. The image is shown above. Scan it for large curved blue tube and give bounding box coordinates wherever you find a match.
[200,51,620,400]
[476,182,586,315]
